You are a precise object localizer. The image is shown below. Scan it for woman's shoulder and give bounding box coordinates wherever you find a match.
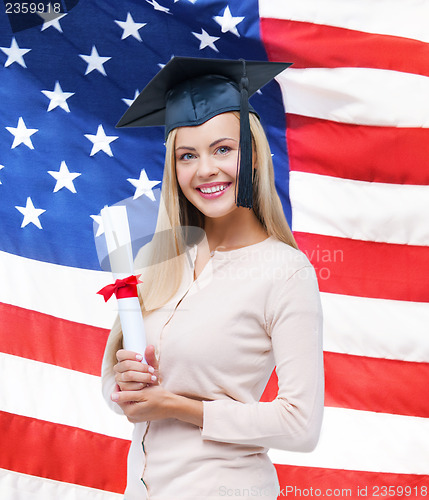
[264,238,321,310]
[256,236,312,273]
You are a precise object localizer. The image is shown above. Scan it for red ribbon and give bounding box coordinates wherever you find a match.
[97,274,142,302]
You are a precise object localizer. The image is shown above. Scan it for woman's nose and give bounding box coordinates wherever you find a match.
[196,155,218,177]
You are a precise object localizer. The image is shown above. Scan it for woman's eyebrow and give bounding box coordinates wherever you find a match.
[209,137,236,148]
[175,137,236,152]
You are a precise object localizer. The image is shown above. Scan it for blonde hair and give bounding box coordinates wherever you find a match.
[103,112,297,366]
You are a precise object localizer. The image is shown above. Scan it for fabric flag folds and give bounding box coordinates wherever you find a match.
[0,0,428,499]
[259,0,429,496]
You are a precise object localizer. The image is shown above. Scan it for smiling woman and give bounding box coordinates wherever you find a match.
[176,114,243,215]
[101,57,324,500]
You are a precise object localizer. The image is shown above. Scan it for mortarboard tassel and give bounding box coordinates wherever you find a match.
[236,59,253,209]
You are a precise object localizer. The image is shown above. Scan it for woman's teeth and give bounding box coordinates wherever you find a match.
[199,184,228,194]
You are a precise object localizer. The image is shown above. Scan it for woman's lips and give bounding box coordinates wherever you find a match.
[196,182,232,199]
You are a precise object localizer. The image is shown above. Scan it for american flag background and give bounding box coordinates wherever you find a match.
[1,0,428,498]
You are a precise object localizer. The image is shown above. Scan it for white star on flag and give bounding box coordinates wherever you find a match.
[145,0,172,15]
[6,117,38,149]
[128,169,161,200]
[0,37,31,68]
[38,8,67,32]
[15,197,46,229]
[157,57,172,70]
[48,161,81,193]
[84,124,118,157]
[79,46,111,76]
[41,81,75,112]
[192,29,220,52]
[90,214,104,237]
[122,89,140,107]
[0,165,4,184]
[213,6,244,37]
[115,13,147,41]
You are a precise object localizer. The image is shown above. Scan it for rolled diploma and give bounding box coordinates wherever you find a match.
[101,205,147,357]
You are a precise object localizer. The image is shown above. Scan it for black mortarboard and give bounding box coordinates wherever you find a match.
[116,57,292,208]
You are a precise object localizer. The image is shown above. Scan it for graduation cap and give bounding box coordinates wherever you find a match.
[117,57,292,208]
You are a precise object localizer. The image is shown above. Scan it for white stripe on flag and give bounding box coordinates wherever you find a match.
[259,0,429,43]
[290,171,429,246]
[0,250,115,329]
[0,353,132,440]
[277,67,429,127]
[0,468,123,500]
[321,292,429,363]
[268,406,429,474]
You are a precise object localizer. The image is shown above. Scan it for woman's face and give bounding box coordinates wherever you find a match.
[174,112,241,220]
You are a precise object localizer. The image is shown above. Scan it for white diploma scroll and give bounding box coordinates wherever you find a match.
[100,205,147,357]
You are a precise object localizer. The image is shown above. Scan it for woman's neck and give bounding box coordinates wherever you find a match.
[203,208,268,252]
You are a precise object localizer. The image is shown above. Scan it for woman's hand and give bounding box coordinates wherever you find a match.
[111,384,176,423]
[112,385,204,426]
[112,344,204,427]
[114,345,159,392]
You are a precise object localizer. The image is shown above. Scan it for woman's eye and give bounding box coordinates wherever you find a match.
[179,153,195,161]
[216,146,231,155]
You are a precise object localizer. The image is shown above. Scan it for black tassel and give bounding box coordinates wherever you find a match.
[236,59,253,209]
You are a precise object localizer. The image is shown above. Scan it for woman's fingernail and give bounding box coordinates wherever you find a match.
[111,393,119,402]
[136,354,143,361]
[151,375,157,382]
[148,366,155,374]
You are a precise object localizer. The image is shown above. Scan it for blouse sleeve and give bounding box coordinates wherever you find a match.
[200,265,324,452]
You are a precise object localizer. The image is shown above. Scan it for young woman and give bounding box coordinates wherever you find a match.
[102,57,324,500]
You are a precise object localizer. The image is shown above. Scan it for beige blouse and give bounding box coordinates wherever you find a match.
[102,236,324,500]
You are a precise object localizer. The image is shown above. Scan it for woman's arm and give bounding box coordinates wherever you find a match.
[112,385,204,426]
[200,265,324,452]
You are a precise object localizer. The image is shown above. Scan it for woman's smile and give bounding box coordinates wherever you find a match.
[196,181,232,198]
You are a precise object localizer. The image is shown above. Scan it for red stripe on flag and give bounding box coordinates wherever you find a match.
[260,370,278,403]
[275,464,429,499]
[294,232,429,303]
[0,302,108,376]
[286,114,429,185]
[0,411,129,493]
[262,353,429,418]
[325,352,429,418]
[261,18,429,77]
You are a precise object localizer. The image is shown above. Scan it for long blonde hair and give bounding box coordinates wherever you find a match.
[103,112,297,365]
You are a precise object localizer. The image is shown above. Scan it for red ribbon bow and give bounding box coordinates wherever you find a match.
[97,274,142,302]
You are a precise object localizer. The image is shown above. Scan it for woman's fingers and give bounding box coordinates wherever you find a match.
[144,345,159,371]
[114,346,159,390]
[116,369,156,385]
[114,359,145,374]
[114,369,157,393]
[116,349,140,362]
[115,346,158,375]
[117,381,147,391]
[116,348,157,373]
